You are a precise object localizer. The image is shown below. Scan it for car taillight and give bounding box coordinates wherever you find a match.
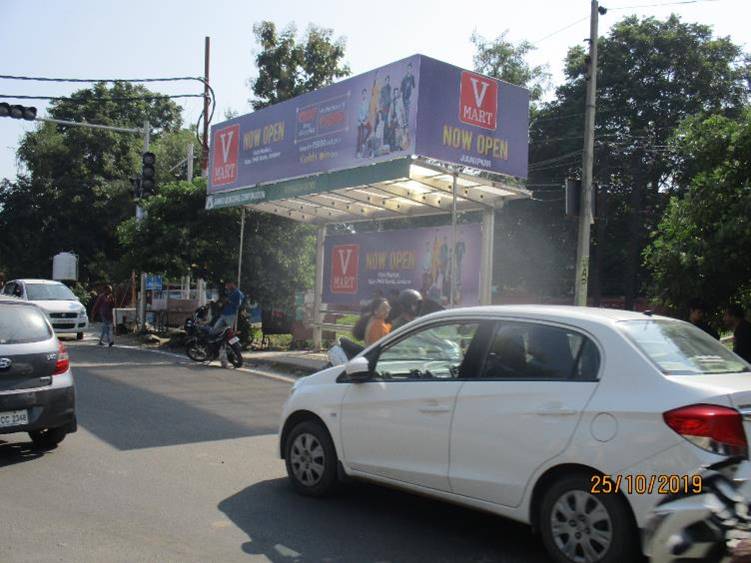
[53,342,69,375]
[663,404,748,458]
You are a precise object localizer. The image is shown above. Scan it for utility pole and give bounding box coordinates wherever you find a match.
[573,0,604,306]
[137,120,150,331]
[202,36,211,175]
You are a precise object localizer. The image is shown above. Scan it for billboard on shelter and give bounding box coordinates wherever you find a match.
[322,224,482,307]
[207,55,529,201]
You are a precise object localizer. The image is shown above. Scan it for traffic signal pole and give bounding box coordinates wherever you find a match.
[573,0,602,306]
[31,114,151,330]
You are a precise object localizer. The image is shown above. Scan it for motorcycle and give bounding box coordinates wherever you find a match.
[645,457,751,562]
[184,309,244,368]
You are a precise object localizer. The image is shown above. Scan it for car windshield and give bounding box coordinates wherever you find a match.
[25,283,77,301]
[619,319,749,375]
[0,305,53,344]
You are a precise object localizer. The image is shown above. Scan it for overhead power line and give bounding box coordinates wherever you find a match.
[0,74,202,84]
[0,93,205,101]
[609,0,720,10]
[532,16,589,45]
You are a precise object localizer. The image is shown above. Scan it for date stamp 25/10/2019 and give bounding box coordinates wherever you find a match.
[590,474,703,495]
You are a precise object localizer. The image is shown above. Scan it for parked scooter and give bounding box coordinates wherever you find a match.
[645,457,751,562]
[184,307,244,368]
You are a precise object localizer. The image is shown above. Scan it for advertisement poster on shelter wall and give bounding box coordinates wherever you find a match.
[208,55,420,194]
[322,224,482,307]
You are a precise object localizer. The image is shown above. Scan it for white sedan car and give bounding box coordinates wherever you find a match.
[279,305,751,563]
[2,279,89,339]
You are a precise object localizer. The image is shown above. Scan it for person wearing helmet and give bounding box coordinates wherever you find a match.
[391,289,423,330]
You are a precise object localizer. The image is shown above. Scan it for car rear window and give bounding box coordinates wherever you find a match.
[0,305,53,344]
[619,319,749,375]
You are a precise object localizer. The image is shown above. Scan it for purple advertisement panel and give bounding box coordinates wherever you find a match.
[322,224,482,307]
[208,55,420,194]
[415,56,529,179]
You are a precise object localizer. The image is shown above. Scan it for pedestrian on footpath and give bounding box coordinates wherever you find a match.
[91,285,115,347]
[214,281,244,330]
[724,304,751,363]
[688,298,719,339]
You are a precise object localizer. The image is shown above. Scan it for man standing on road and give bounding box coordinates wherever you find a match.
[724,304,751,363]
[688,298,719,339]
[91,285,115,347]
[214,281,244,330]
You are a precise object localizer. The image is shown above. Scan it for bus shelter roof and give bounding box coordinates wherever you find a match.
[205,157,530,225]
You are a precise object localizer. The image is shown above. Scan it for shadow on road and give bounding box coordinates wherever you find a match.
[0,439,45,467]
[219,477,551,563]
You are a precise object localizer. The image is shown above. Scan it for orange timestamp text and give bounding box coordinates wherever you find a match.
[590,474,703,495]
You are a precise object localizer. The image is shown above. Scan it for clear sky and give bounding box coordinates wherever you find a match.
[0,0,746,181]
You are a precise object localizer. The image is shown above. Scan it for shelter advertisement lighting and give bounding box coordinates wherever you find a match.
[207,55,529,206]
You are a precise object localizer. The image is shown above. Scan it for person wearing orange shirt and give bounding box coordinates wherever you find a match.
[365,298,392,346]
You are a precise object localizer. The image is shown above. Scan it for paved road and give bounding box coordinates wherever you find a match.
[0,341,550,563]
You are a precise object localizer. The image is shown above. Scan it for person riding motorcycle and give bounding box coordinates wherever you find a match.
[391,289,424,330]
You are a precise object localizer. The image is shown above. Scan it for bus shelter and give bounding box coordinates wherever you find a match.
[206,54,530,347]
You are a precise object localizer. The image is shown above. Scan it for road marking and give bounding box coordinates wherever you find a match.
[70,341,297,384]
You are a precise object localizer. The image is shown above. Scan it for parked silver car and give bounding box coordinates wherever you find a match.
[0,297,77,449]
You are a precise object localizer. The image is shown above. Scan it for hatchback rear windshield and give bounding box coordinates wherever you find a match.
[0,305,53,344]
[619,319,749,375]
[25,283,77,301]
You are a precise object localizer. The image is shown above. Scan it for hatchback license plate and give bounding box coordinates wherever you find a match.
[0,410,29,428]
[228,337,240,345]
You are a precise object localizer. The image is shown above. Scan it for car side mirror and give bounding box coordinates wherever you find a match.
[345,356,372,383]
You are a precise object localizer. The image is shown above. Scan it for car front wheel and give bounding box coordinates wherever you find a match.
[284,420,338,497]
[539,472,638,563]
[29,427,67,450]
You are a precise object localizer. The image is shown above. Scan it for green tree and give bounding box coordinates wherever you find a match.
[515,15,748,306]
[471,31,551,102]
[117,178,315,309]
[0,82,184,283]
[250,21,350,109]
[644,109,751,313]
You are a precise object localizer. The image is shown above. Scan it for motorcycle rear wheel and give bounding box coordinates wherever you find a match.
[227,343,243,368]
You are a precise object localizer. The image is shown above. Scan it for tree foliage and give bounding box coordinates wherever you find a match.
[645,109,751,313]
[250,21,350,110]
[471,31,551,102]
[0,82,183,282]
[497,14,748,305]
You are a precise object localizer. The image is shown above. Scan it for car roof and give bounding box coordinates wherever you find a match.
[11,279,66,284]
[419,305,671,327]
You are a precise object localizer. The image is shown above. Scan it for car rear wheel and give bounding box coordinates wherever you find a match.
[539,472,638,563]
[284,420,338,497]
[29,427,67,450]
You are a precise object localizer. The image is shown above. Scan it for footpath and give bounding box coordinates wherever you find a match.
[82,326,328,378]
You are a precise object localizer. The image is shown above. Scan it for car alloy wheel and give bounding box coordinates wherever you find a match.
[550,490,613,562]
[289,432,326,487]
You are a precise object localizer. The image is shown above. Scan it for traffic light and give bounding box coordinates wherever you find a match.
[0,103,37,120]
[141,152,156,197]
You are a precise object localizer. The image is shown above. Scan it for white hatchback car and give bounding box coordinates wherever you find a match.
[279,306,751,563]
[2,279,88,339]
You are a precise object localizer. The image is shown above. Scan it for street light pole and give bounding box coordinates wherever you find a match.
[137,120,150,331]
[573,0,602,306]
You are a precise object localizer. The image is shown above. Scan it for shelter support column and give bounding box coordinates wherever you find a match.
[313,224,326,350]
[479,207,495,306]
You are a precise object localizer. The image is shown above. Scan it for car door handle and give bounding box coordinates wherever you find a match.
[418,406,452,414]
[536,405,578,416]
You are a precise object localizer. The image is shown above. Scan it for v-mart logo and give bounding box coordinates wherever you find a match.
[459,71,498,130]
[331,244,359,294]
[211,124,240,187]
